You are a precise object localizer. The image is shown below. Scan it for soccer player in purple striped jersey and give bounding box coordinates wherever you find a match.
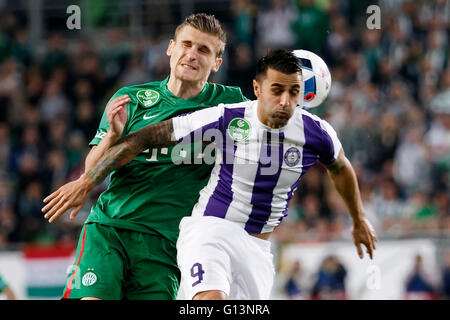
[43,49,377,300]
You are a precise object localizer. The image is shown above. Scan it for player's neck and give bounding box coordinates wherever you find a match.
[167,75,206,100]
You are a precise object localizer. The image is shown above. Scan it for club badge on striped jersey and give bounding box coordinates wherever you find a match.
[136,89,160,107]
[227,118,251,142]
[284,147,301,167]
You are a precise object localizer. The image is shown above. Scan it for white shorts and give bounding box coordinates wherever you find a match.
[176,216,275,300]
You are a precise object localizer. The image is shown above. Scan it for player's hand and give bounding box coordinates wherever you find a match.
[42,174,95,223]
[107,94,129,139]
[351,217,377,259]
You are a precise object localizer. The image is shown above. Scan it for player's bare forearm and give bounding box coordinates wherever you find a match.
[42,118,176,223]
[326,149,377,259]
[84,132,118,172]
[87,119,176,185]
[325,149,365,225]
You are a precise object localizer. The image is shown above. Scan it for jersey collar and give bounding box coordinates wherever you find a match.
[160,76,211,105]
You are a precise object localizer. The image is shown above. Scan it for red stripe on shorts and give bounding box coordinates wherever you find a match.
[63,225,87,299]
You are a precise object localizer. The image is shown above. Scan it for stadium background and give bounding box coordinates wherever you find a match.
[0,0,448,299]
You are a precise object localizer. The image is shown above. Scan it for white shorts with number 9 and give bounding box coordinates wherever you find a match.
[176,216,275,300]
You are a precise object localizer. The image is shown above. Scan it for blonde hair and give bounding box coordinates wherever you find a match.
[174,13,226,57]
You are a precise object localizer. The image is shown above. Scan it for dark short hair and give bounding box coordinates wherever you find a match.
[255,49,302,80]
[174,13,226,57]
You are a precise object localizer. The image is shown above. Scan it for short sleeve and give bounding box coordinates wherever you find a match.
[172,104,224,143]
[89,88,132,146]
[317,118,342,165]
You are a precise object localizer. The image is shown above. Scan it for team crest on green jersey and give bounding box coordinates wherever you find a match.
[136,89,160,107]
[227,118,251,142]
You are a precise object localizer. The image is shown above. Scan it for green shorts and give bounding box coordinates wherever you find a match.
[62,223,180,300]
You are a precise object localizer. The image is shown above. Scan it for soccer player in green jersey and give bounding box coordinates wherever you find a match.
[42,13,247,300]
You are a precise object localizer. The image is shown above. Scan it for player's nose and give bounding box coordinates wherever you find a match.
[184,47,198,61]
[279,92,290,107]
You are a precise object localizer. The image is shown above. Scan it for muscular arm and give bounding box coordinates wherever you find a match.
[84,133,118,172]
[86,118,176,185]
[325,149,377,259]
[325,149,365,224]
[43,118,176,223]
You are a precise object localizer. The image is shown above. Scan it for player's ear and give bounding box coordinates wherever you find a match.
[211,57,223,73]
[166,39,175,56]
[253,79,260,98]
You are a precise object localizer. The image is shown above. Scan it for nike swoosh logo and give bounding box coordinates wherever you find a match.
[143,114,160,120]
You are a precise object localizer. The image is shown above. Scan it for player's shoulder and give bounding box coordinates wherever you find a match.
[222,99,254,110]
[115,81,161,96]
[296,107,337,135]
[207,82,248,102]
[113,81,164,109]
[297,107,322,121]
[297,107,330,126]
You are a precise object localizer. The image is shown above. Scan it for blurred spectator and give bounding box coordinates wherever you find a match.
[41,33,69,77]
[404,254,437,300]
[71,100,99,142]
[0,205,18,243]
[230,0,257,48]
[141,35,170,82]
[0,57,23,124]
[256,0,297,54]
[47,118,69,150]
[368,178,405,236]
[325,14,352,66]
[39,80,71,124]
[101,28,131,83]
[16,180,46,242]
[291,0,329,53]
[284,260,306,299]
[442,251,450,299]
[393,126,431,194]
[0,123,12,172]
[44,149,69,193]
[311,255,347,300]
[227,43,256,99]
[402,191,438,234]
[24,66,45,105]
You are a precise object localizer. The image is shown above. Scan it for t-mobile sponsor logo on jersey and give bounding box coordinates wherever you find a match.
[170,127,285,175]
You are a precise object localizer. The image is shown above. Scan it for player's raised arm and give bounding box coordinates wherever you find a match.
[87,118,176,184]
[41,94,130,222]
[84,94,130,172]
[42,103,223,223]
[42,118,176,223]
[325,149,377,259]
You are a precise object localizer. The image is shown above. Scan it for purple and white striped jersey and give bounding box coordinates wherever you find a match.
[172,100,342,234]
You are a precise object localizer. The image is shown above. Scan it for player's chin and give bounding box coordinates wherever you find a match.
[271,114,290,126]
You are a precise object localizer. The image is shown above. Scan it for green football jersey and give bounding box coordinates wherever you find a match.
[87,77,247,244]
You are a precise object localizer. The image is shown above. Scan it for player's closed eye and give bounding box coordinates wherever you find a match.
[271,89,283,95]
[199,47,210,54]
[182,41,192,48]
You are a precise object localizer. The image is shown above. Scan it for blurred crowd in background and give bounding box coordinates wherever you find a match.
[0,0,448,250]
[280,251,450,300]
